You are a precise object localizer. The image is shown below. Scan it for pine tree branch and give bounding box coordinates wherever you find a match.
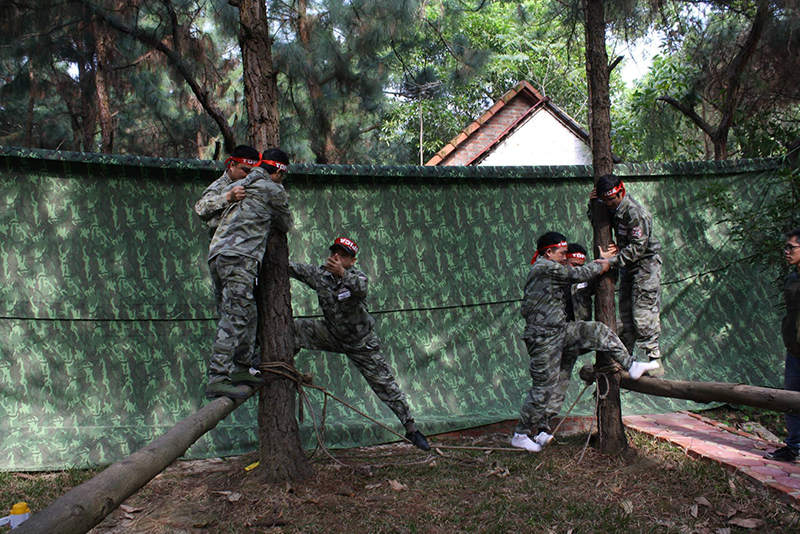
[657,95,717,139]
[718,0,769,138]
[76,0,237,153]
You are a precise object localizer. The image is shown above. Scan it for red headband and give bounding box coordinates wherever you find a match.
[225,155,289,173]
[225,156,261,168]
[565,252,586,260]
[599,181,624,199]
[260,159,288,172]
[531,240,568,264]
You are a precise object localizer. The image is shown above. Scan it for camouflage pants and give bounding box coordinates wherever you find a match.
[207,255,259,384]
[515,321,632,435]
[619,255,662,360]
[294,318,417,433]
[544,344,591,425]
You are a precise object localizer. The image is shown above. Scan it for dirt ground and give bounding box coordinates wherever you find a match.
[80,430,800,534]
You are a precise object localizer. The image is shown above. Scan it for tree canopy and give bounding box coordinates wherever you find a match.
[1,0,797,163]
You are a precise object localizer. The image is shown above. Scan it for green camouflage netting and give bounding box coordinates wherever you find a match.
[0,145,789,470]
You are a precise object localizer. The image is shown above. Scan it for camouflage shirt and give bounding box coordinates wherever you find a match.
[521,258,604,329]
[607,194,661,269]
[194,170,233,239]
[783,269,800,358]
[565,280,595,322]
[290,262,375,344]
[208,167,293,265]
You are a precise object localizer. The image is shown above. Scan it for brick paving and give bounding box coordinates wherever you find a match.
[624,411,800,503]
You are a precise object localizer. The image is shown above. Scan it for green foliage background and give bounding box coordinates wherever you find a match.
[0,146,790,470]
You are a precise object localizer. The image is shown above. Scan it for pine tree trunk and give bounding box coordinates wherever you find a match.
[239,0,279,149]
[94,20,115,154]
[238,0,310,481]
[584,0,628,455]
[257,230,311,482]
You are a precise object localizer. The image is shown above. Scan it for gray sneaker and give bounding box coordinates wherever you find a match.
[206,380,252,400]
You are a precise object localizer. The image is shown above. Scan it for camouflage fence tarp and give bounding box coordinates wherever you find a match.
[0,145,789,470]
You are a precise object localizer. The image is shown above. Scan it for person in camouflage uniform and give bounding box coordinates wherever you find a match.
[195,145,263,377]
[290,237,430,451]
[205,149,293,400]
[544,242,596,427]
[591,175,663,374]
[194,145,261,239]
[512,232,659,453]
[765,227,800,462]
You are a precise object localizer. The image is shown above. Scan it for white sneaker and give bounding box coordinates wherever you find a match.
[628,360,660,380]
[534,431,554,447]
[511,433,543,452]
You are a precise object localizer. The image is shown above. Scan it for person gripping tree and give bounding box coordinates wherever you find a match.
[591,175,664,376]
[512,232,659,453]
[205,149,293,400]
[194,145,262,239]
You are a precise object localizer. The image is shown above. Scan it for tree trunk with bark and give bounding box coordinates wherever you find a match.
[294,0,340,164]
[257,230,311,483]
[239,0,279,150]
[94,20,115,154]
[584,0,627,455]
[238,0,310,482]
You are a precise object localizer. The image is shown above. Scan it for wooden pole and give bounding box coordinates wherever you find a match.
[15,389,253,534]
[579,365,800,414]
[584,0,628,454]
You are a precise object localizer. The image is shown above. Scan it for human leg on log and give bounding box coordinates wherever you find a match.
[207,255,262,399]
[564,320,656,380]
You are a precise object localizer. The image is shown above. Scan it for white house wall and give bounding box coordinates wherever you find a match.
[478,110,593,166]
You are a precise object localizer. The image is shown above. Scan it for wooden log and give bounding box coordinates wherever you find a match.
[15,388,253,534]
[579,365,800,414]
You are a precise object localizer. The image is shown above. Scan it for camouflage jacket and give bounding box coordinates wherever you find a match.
[565,279,595,322]
[784,269,800,358]
[521,258,604,329]
[208,167,293,265]
[194,170,233,239]
[290,262,375,344]
[606,194,661,269]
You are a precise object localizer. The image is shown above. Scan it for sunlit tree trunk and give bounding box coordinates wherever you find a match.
[584,0,627,455]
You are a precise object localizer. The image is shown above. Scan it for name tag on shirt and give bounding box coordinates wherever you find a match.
[338,289,351,300]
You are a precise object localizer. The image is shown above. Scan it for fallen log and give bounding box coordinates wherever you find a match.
[15,387,254,534]
[579,365,800,415]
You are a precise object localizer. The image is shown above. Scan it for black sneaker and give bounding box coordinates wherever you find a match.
[206,380,252,400]
[230,370,266,387]
[406,430,431,451]
[765,446,799,462]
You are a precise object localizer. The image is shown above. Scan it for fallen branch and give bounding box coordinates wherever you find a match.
[15,388,254,534]
[579,365,800,414]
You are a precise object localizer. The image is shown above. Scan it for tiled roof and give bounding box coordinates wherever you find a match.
[425,81,594,166]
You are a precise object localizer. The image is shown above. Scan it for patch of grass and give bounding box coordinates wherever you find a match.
[0,467,101,515]
[3,432,800,533]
